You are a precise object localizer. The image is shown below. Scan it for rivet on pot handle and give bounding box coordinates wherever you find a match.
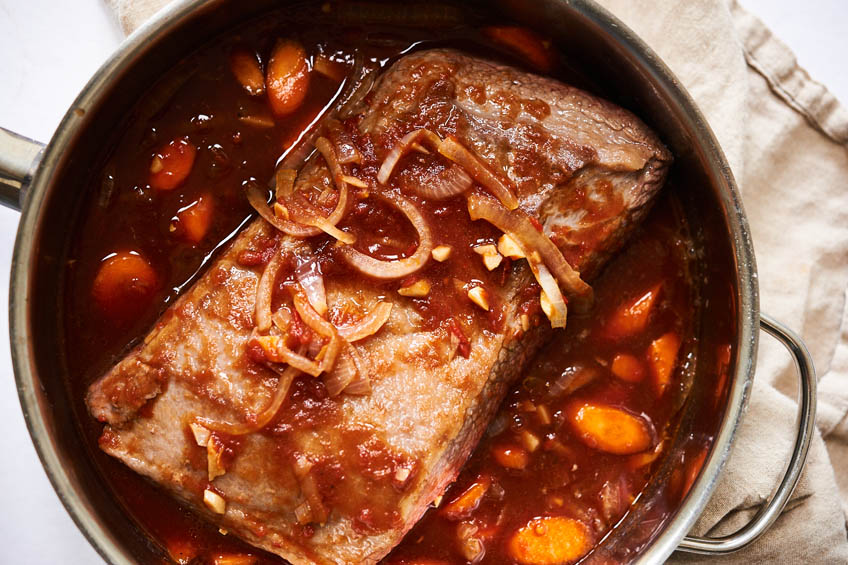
[677,313,817,554]
[0,127,45,212]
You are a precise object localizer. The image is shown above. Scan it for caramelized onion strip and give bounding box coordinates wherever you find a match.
[534,262,568,328]
[410,164,472,200]
[335,301,393,342]
[466,192,591,302]
[291,287,342,374]
[196,364,300,436]
[340,191,433,280]
[246,181,321,237]
[255,249,284,332]
[295,137,353,244]
[440,135,519,210]
[377,129,443,185]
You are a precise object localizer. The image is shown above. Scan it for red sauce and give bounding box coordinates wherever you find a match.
[61,7,706,565]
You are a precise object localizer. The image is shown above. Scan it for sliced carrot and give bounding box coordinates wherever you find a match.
[266,39,310,117]
[492,444,530,470]
[92,252,158,324]
[605,284,661,340]
[174,194,214,243]
[441,475,491,520]
[166,538,200,565]
[610,353,645,383]
[566,402,652,455]
[149,137,197,191]
[483,26,556,73]
[507,516,592,565]
[229,47,265,95]
[647,332,681,396]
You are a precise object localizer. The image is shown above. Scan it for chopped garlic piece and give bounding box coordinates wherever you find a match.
[520,313,531,332]
[497,234,525,259]
[395,467,411,483]
[218,527,229,536]
[536,404,552,426]
[483,253,502,271]
[431,245,453,262]
[203,489,227,514]
[208,438,227,481]
[521,430,541,452]
[473,244,497,256]
[149,156,164,173]
[474,244,503,271]
[433,494,444,508]
[467,286,490,311]
[189,422,210,447]
[398,279,431,297]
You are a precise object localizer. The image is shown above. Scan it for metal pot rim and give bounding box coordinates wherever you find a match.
[8,1,759,563]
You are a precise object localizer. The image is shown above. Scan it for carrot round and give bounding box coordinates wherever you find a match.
[229,47,266,96]
[605,284,660,340]
[566,402,652,455]
[647,332,681,396]
[441,475,491,520]
[175,194,214,244]
[492,444,529,470]
[611,353,645,383]
[507,516,592,565]
[266,40,310,117]
[149,137,197,191]
[92,252,158,324]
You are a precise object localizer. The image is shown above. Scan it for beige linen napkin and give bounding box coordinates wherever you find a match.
[106,0,848,561]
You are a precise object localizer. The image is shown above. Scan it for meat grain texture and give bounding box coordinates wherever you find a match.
[87,49,671,564]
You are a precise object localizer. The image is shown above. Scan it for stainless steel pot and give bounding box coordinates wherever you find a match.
[0,0,817,563]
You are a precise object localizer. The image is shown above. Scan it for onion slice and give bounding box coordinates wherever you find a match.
[440,135,519,210]
[196,364,299,436]
[246,181,321,238]
[291,286,342,374]
[323,343,357,396]
[297,137,354,244]
[339,191,433,279]
[255,334,324,377]
[410,164,472,200]
[336,301,393,341]
[255,249,285,332]
[295,257,327,315]
[275,168,297,201]
[378,129,443,185]
[534,263,568,328]
[466,192,591,302]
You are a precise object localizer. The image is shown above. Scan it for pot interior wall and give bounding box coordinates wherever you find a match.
[23,0,745,562]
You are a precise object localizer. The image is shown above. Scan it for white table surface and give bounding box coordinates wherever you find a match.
[0,1,845,563]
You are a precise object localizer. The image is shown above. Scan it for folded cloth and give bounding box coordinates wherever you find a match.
[106,0,848,561]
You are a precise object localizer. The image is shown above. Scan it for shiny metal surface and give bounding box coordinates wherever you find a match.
[0,127,43,210]
[678,313,817,554]
[3,0,811,563]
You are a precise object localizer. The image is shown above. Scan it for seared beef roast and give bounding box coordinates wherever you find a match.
[87,49,671,564]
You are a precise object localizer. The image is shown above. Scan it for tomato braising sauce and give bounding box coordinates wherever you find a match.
[63,5,704,564]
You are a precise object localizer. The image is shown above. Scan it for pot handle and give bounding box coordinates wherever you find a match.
[0,127,46,211]
[677,312,816,554]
